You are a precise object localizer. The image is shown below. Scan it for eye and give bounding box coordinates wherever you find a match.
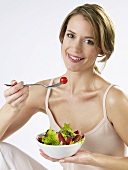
[84,39,94,45]
[67,33,75,38]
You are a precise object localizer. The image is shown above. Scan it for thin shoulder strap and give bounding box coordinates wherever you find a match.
[103,84,115,118]
[45,79,54,111]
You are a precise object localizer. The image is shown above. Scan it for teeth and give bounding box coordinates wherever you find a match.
[70,56,81,61]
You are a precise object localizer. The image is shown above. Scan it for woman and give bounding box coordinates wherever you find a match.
[0,3,128,170]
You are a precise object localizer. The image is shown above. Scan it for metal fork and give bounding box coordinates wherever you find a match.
[4,82,62,88]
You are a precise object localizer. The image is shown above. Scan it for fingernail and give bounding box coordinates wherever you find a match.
[11,80,17,86]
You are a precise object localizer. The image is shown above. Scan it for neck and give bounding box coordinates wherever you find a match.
[64,69,97,93]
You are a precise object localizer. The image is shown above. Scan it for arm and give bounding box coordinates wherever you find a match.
[54,150,128,170]
[40,149,128,170]
[0,80,47,141]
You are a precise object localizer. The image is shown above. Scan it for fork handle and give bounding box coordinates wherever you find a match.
[23,84,43,86]
[4,84,13,86]
[4,84,43,87]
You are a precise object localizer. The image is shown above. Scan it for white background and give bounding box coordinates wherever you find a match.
[0,0,128,169]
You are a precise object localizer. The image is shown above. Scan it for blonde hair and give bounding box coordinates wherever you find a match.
[59,4,115,73]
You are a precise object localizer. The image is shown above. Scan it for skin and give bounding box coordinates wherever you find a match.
[0,14,128,169]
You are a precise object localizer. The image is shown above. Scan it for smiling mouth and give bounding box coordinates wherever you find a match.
[68,54,84,62]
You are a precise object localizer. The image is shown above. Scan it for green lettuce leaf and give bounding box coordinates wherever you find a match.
[59,123,75,139]
[41,128,60,145]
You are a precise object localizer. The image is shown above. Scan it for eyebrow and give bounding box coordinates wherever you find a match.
[66,30,94,39]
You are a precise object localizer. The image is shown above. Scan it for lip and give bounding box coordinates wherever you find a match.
[68,53,84,63]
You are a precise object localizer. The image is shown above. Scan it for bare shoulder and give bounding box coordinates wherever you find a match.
[107,85,128,106]
[106,85,128,144]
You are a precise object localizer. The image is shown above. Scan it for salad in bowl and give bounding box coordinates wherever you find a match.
[36,124,85,159]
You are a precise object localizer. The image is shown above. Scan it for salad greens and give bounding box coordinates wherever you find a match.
[59,123,75,139]
[37,123,85,145]
[41,128,60,145]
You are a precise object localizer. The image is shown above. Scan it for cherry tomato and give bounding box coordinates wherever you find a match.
[60,77,68,84]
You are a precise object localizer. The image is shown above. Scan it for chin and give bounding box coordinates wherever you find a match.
[67,67,80,72]
[64,61,81,72]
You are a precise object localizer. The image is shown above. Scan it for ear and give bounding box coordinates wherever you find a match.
[98,50,105,57]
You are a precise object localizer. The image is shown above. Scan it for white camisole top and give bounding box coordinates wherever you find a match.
[45,79,127,170]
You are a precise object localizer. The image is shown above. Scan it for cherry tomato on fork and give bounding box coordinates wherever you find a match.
[60,77,68,84]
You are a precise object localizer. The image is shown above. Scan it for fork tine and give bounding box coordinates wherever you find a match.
[46,83,61,88]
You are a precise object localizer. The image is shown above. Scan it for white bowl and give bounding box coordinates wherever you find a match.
[36,133,85,159]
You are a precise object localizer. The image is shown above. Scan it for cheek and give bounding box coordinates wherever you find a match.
[61,43,69,66]
[87,47,98,59]
[85,49,98,65]
[89,52,97,61]
[61,40,68,56]
[61,44,65,57]
[62,37,71,49]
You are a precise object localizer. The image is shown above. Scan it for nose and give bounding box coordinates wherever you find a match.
[72,39,82,53]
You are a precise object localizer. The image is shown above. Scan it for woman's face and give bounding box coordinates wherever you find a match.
[61,14,100,73]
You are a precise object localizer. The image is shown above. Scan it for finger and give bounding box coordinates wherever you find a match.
[59,155,81,164]
[62,157,75,163]
[11,80,17,86]
[60,150,91,164]
[39,149,59,162]
[4,81,24,97]
[11,91,29,108]
[5,86,29,104]
[59,151,82,163]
